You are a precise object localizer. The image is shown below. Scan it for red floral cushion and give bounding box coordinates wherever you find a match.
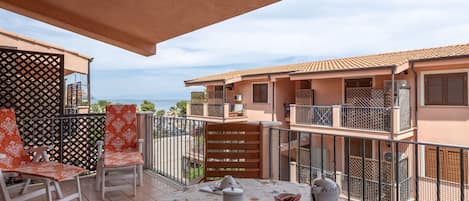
[0,109,31,171]
[104,105,138,152]
[14,161,85,182]
[104,151,144,168]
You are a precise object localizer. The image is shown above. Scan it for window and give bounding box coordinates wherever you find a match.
[424,73,467,106]
[252,83,268,103]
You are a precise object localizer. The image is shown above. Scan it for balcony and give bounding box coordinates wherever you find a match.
[7,114,468,201]
[290,104,413,139]
[187,102,248,123]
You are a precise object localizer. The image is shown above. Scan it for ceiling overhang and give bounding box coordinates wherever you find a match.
[0,0,279,56]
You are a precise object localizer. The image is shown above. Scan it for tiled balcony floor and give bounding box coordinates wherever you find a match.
[4,171,180,201]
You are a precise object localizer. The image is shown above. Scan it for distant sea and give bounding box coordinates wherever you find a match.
[92,99,182,111]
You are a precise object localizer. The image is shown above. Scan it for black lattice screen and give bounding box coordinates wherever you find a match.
[0,48,105,171]
[16,114,105,171]
[0,48,64,119]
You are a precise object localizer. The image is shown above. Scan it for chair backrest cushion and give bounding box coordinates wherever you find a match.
[104,105,138,152]
[0,108,30,170]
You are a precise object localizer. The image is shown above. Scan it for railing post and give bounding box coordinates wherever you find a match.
[392,106,400,135]
[223,103,230,119]
[137,112,154,169]
[289,161,297,183]
[332,105,341,128]
[290,104,296,124]
[203,103,208,117]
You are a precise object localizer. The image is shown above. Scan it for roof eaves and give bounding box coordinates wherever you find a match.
[289,65,396,76]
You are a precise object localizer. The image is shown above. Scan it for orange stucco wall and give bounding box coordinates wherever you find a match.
[233,79,274,122]
[274,78,295,127]
[414,59,469,146]
[310,78,342,105]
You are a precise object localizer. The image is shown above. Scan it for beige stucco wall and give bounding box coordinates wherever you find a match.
[310,78,343,105]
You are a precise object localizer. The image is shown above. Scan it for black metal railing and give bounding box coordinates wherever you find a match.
[295,105,333,126]
[17,114,106,171]
[269,127,469,201]
[153,116,206,185]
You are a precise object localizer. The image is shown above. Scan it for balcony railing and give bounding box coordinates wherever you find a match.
[13,114,469,200]
[153,116,206,185]
[341,105,391,132]
[291,104,407,133]
[295,105,333,126]
[187,102,246,121]
[207,103,224,117]
[190,103,204,116]
[269,127,469,201]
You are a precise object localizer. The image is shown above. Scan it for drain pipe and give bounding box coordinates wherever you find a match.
[270,75,275,122]
[390,66,396,140]
[411,62,418,142]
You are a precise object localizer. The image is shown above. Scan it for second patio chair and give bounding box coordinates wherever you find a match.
[0,108,85,201]
[96,104,144,200]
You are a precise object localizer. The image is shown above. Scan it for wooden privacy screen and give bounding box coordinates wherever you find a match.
[205,123,263,180]
[425,147,468,184]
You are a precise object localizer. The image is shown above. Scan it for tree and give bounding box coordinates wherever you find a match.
[176,100,187,115]
[91,100,111,113]
[140,100,156,112]
[156,109,166,116]
[167,100,187,117]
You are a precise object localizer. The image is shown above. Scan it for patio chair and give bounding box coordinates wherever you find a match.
[96,105,144,200]
[0,108,85,201]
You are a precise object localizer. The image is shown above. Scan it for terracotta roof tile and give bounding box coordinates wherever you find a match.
[185,43,469,84]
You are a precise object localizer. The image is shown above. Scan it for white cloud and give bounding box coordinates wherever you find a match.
[1,0,469,99]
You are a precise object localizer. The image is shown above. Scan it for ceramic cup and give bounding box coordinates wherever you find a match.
[222,187,243,201]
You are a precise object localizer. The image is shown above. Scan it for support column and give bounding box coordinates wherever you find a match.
[290,104,296,124]
[137,112,154,169]
[203,103,208,117]
[332,105,341,128]
[392,107,400,134]
[223,103,230,119]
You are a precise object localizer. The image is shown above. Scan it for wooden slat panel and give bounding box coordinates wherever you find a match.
[207,143,259,150]
[204,123,263,181]
[206,161,260,168]
[206,152,259,159]
[207,134,259,141]
[206,170,260,178]
[206,124,261,132]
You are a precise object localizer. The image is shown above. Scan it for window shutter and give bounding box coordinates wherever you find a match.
[253,83,268,103]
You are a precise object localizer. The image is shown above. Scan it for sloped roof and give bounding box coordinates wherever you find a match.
[185,43,469,85]
[0,29,91,74]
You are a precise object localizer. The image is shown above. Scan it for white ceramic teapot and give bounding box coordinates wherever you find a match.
[219,175,237,189]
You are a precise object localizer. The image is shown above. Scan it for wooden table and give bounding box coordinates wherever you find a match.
[160,179,312,201]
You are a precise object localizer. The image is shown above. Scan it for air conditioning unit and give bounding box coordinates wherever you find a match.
[384,80,408,92]
[234,94,243,102]
[384,152,406,162]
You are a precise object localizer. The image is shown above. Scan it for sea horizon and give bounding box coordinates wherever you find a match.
[91,98,186,111]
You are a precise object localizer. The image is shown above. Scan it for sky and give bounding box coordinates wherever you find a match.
[1,0,469,101]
